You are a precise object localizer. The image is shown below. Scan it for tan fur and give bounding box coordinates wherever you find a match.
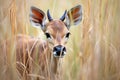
[46,20,69,46]
[15,34,61,80]
[15,20,69,79]
[0,20,69,80]
[0,18,77,80]
[0,34,62,80]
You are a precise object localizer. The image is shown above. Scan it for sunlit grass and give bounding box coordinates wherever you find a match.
[0,0,120,80]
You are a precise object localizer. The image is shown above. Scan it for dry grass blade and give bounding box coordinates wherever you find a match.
[28,74,45,80]
[0,0,120,80]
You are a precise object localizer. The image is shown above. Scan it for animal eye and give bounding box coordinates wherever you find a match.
[65,32,71,38]
[45,33,51,39]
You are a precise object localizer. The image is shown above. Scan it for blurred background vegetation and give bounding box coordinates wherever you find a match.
[0,0,120,80]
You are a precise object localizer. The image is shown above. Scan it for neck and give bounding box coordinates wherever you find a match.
[49,52,62,80]
[47,49,60,73]
[51,56,60,74]
[46,43,61,76]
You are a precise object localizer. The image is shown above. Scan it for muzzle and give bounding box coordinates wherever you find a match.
[53,45,66,58]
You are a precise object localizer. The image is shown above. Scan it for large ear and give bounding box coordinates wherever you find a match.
[29,6,46,31]
[66,5,82,28]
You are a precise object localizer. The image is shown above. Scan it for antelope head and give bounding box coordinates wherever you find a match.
[29,5,82,58]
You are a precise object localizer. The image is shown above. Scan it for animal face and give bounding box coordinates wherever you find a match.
[29,5,82,58]
[44,20,70,57]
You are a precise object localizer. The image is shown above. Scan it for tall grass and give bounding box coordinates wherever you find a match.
[0,0,120,80]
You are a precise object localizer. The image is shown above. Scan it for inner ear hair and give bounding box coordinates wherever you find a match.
[65,5,82,26]
[30,6,47,31]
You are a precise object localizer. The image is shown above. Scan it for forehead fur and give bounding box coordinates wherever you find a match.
[46,20,68,36]
[47,20,67,31]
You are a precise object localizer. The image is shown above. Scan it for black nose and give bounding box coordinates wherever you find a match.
[53,45,66,56]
